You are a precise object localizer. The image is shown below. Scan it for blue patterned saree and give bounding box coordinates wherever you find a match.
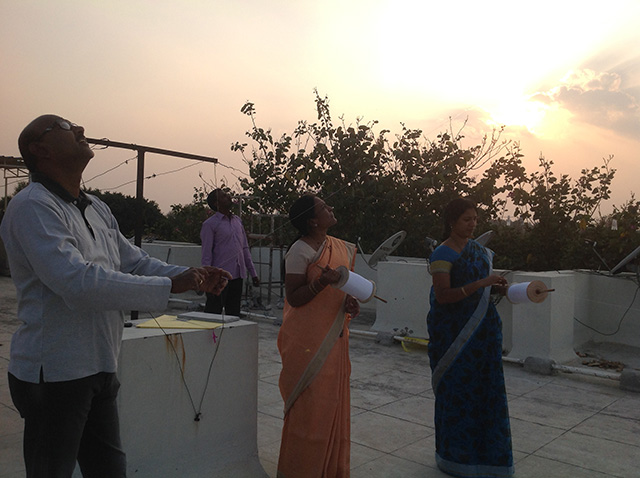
[427,239,514,478]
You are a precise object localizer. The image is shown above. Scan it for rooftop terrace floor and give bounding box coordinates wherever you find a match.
[1,276,639,478]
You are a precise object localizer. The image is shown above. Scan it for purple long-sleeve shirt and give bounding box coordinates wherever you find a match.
[200,212,257,280]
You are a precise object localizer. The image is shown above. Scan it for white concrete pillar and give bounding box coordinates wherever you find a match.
[508,272,577,364]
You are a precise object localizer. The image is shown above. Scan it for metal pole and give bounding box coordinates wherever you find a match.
[268,246,274,306]
[134,150,145,248]
[81,139,219,321]
[85,138,218,164]
[130,150,146,321]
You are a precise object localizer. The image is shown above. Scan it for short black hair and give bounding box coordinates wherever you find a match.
[206,188,223,211]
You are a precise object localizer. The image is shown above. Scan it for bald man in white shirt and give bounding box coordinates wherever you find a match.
[1,114,232,478]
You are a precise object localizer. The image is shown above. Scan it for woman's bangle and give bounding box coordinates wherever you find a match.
[309,281,319,295]
[310,279,327,295]
[461,286,468,297]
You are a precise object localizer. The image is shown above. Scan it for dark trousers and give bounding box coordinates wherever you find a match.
[8,371,126,478]
[204,277,243,317]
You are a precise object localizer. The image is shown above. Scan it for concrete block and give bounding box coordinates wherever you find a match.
[620,369,640,393]
[375,331,396,346]
[111,321,266,477]
[524,356,557,376]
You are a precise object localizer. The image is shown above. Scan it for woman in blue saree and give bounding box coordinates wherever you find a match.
[427,198,514,478]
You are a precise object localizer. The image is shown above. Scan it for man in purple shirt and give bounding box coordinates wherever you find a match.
[200,189,260,317]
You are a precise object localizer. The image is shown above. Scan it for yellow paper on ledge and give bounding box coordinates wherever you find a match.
[136,315,223,329]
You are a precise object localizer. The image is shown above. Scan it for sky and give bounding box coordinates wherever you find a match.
[1,0,639,217]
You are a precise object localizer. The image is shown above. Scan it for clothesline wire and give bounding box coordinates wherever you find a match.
[82,142,250,194]
[83,154,138,185]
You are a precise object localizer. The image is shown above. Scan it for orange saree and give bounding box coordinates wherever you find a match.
[277,236,356,478]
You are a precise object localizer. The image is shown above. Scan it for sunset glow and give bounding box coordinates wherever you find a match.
[1,0,639,213]
[487,97,548,135]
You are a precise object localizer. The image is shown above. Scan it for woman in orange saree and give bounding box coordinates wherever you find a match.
[277,194,359,478]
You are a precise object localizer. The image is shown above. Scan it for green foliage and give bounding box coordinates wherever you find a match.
[151,188,211,244]
[0,181,28,221]
[233,90,519,256]
[2,97,636,273]
[87,189,166,239]
[231,91,637,271]
[494,155,617,270]
[583,196,640,272]
[151,186,274,245]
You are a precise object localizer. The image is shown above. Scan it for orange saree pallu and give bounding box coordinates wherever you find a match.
[277,236,356,478]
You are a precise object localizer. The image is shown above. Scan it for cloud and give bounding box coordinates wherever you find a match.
[532,68,640,139]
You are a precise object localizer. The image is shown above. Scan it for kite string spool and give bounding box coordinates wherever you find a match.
[506,280,554,304]
[321,265,387,303]
[314,264,387,303]
[332,266,377,303]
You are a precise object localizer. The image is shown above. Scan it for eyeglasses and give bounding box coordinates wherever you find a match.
[35,119,78,142]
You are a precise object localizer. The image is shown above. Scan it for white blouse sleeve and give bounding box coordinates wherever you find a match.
[284,239,320,275]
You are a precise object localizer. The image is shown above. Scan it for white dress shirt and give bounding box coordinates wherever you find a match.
[0,176,187,383]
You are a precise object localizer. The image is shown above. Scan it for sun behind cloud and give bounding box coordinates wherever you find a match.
[532,69,640,139]
[486,95,550,135]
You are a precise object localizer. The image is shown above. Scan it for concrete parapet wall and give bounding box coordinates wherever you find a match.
[373,261,640,363]
[573,270,640,348]
[138,244,640,360]
[141,241,202,268]
[141,242,385,312]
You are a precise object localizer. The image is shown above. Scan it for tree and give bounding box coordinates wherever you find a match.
[232,90,516,257]
[151,187,211,244]
[230,91,635,272]
[87,189,166,239]
[497,155,616,270]
[0,181,29,222]
[583,196,640,273]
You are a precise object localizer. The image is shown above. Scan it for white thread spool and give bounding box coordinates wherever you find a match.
[506,280,551,304]
[332,266,377,303]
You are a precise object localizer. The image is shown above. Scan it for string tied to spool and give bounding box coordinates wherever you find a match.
[506,280,555,304]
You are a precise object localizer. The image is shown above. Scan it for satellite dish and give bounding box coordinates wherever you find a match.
[425,236,438,255]
[368,231,406,269]
[610,245,640,275]
[476,230,494,246]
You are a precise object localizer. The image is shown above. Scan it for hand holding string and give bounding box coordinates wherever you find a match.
[318,265,341,286]
[200,266,232,295]
[344,294,360,317]
[170,267,208,294]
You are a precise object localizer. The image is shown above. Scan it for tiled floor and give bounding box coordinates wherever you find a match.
[2,275,640,477]
[253,313,640,478]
